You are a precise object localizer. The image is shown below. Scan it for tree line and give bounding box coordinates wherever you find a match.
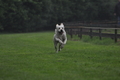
[0,0,117,32]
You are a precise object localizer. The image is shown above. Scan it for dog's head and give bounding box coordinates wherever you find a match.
[56,23,64,34]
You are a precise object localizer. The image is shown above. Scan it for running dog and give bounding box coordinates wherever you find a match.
[53,23,67,53]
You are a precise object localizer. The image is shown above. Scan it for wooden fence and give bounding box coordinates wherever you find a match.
[66,27,120,43]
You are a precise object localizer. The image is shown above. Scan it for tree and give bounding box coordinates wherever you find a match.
[0,0,118,32]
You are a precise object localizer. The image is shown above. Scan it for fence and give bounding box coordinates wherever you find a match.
[65,27,120,43]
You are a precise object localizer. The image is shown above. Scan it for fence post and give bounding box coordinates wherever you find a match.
[80,28,82,39]
[70,28,73,38]
[115,29,117,43]
[77,28,79,37]
[90,28,93,39]
[99,29,102,40]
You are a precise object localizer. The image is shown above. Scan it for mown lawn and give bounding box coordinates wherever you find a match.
[0,32,120,80]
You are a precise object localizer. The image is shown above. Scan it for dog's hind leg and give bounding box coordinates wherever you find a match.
[58,44,61,51]
[61,44,64,49]
[59,43,64,51]
[61,44,64,50]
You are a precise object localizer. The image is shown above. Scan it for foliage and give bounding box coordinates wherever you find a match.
[0,0,118,32]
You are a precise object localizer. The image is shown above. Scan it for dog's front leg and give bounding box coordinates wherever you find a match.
[55,44,58,53]
[54,40,58,53]
[63,38,67,45]
[55,38,63,44]
[62,34,67,45]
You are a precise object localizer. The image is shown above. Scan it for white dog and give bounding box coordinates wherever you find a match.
[53,23,67,53]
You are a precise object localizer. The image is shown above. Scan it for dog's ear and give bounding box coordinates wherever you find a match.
[60,23,64,28]
[56,24,59,28]
[60,23,63,25]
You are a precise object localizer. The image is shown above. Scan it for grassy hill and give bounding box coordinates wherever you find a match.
[0,32,120,80]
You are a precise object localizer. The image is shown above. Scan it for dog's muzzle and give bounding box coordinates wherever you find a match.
[59,30,63,34]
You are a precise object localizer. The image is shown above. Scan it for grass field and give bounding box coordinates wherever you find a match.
[0,31,120,80]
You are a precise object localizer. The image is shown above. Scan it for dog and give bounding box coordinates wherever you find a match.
[53,23,67,53]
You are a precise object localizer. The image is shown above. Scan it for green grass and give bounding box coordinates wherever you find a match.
[0,32,120,80]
